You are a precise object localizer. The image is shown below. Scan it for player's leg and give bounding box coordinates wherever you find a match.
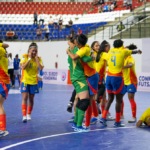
[22,92,28,123]
[27,94,35,120]
[67,89,76,113]
[128,92,137,123]
[114,94,125,127]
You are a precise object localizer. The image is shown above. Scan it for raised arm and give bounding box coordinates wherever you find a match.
[123,63,133,69]
[67,48,80,60]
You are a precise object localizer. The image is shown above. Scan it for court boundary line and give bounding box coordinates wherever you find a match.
[0,126,136,150]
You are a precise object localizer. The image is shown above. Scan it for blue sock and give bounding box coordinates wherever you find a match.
[41,81,43,89]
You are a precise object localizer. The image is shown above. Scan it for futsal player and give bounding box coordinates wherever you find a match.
[67,35,94,132]
[67,34,99,130]
[136,107,150,127]
[13,54,20,88]
[100,39,142,127]
[20,43,43,123]
[122,44,138,123]
[0,41,10,137]
[95,40,115,121]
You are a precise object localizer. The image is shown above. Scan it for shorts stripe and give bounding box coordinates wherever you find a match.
[87,79,97,94]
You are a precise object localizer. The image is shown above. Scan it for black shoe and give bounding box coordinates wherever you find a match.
[67,102,73,113]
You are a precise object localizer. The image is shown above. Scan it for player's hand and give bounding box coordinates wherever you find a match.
[35,51,38,60]
[91,52,95,61]
[138,50,142,54]
[28,50,32,58]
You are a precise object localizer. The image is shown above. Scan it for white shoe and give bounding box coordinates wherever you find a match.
[107,113,115,121]
[82,124,90,131]
[121,115,125,119]
[22,116,27,123]
[0,130,9,138]
[128,117,137,123]
[27,114,31,120]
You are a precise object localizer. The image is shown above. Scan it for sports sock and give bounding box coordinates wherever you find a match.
[41,81,43,88]
[101,105,105,114]
[121,100,124,116]
[85,106,92,127]
[116,112,121,123]
[77,109,85,127]
[27,106,33,115]
[102,110,108,119]
[129,99,137,118]
[22,105,27,116]
[74,107,78,124]
[92,100,99,117]
[0,114,6,131]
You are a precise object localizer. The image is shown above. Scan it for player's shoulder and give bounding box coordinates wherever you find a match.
[38,56,42,61]
[22,54,28,57]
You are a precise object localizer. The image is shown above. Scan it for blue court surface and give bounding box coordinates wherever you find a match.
[0,84,150,150]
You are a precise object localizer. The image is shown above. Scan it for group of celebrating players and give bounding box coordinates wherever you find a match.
[0,34,149,138]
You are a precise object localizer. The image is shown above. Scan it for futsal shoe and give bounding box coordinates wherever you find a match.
[100,118,107,126]
[90,117,99,125]
[22,116,27,123]
[96,103,101,114]
[107,113,115,121]
[121,115,125,119]
[68,116,75,123]
[74,126,89,132]
[67,102,73,113]
[114,121,125,127]
[72,122,77,129]
[82,125,90,131]
[0,130,9,138]
[128,117,137,123]
[27,114,31,121]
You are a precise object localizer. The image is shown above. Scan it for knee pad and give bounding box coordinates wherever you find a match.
[76,99,80,108]
[78,99,90,111]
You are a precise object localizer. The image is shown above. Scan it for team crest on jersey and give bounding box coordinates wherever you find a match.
[23,87,26,90]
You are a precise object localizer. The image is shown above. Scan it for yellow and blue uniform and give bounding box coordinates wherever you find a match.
[20,54,42,94]
[76,44,99,95]
[106,46,132,94]
[123,56,138,93]
[139,107,150,125]
[0,43,10,99]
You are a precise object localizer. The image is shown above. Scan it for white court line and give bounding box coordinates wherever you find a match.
[0,126,136,150]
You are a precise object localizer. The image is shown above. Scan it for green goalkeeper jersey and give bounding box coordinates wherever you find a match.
[68,47,92,83]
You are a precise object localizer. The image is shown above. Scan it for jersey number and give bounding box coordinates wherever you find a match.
[111,55,116,66]
[29,63,33,68]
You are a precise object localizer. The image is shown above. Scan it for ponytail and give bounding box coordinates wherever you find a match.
[96,40,109,62]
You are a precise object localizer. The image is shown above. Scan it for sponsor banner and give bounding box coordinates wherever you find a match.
[137,73,150,91]
[43,69,68,84]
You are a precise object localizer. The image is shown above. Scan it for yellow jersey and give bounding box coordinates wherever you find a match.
[76,44,96,77]
[107,46,132,77]
[94,51,98,68]
[96,52,109,80]
[123,56,138,85]
[20,54,42,85]
[140,107,150,124]
[0,43,10,84]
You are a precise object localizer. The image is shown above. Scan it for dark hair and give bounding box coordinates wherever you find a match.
[96,40,109,62]
[126,44,137,50]
[113,39,123,48]
[68,34,77,44]
[15,54,18,58]
[0,40,3,43]
[9,53,12,59]
[77,34,88,46]
[28,42,38,53]
[91,41,99,51]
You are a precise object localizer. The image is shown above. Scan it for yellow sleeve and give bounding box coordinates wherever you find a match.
[39,58,43,65]
[76,47,87,58]
[124,49,132,57]
[102,53,109,61]
[0,43,3,47]
[20,55,27,64]
[139,108,150,122]
[128,56,135,64]
[0,47,6,57]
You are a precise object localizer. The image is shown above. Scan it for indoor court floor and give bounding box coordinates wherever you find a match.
[0,84,150,150]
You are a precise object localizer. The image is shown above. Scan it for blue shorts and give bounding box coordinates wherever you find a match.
[0,83,10,99]
[87,73,99,95]
[106,76,126,94]
[21,82,39,94]
[125,84,137,93]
